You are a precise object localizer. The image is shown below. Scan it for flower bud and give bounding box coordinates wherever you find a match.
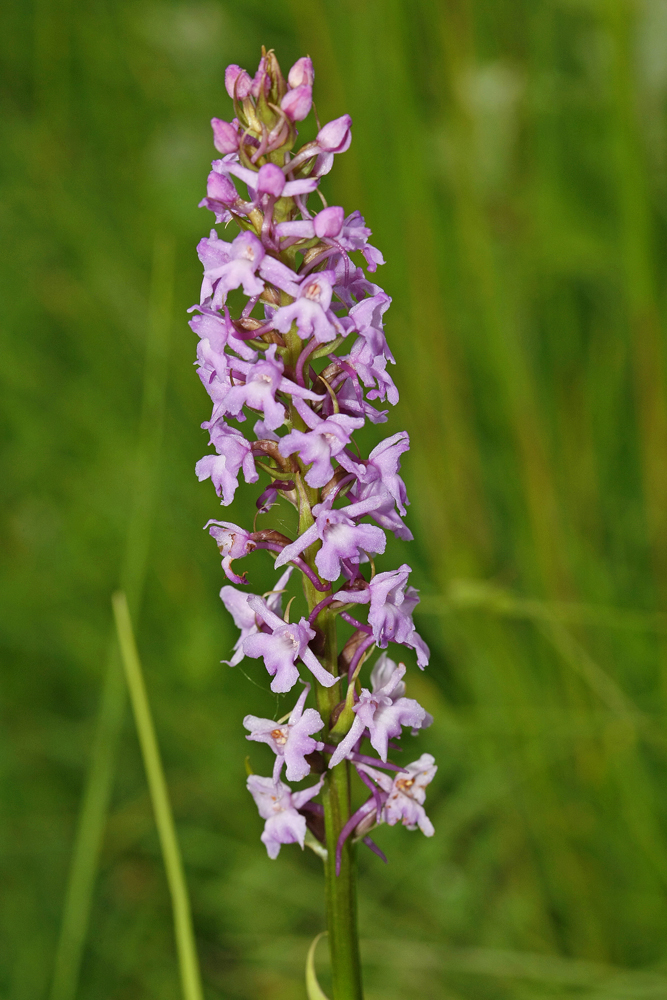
[206,170,238,205]
[314,206,345,239]
[317,115,353,153]
[265,49,288,101]
[257,163,286,199]
[288,56,314,89]
[251,56,270,99]
[225,64,252,101]
[211,118,239,154]
[281,84,313,122]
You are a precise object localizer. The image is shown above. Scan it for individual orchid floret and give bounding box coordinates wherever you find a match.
[295,210,385,273]
[195,341,236,427]
[344,564,429,667]
[196,330,229,380]
[196,420,258,505]
[368,567,430,667]
[336,376,388,426]
[348,432,412,539]
[275,496,386,582]
[370,653,433,731]
[349,292,393,350]
[317,114,353,153]
[197,230,231,303]
[284,113,353,177]
[349,293,395,367]
[189,309,257,362]
[328,662,428,767]
[357,755,437,836]
[247,774,324,859]
[206,519,256,584]
[243,596,336,692]
[223,344,287,431]
[384,755,437,835]
[337,292,396,405]
[333,211,385,271]
[220,567,293,667]
[278,400,364,488]
[272,271,339,344]
[220,347,321,429]
[353,432,411,515]
[211,117,239,154]
[208,230,265,308]
[199,169,243,223]
[343,336,399,406]
[244,685,324,782]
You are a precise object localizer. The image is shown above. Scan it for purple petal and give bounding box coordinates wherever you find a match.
[274,523,319,569]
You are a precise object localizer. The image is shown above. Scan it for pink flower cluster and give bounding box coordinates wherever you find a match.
[191,49,436,864]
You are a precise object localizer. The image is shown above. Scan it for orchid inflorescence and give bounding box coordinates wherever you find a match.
[191,47,437,875]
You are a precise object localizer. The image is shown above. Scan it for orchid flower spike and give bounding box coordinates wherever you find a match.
[192,50,436,927]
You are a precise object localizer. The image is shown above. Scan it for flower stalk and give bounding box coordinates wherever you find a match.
[191,48,437,1000]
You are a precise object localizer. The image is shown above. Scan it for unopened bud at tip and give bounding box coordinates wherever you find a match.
[250,56,271,99]
[288,56,314,89]
[225,64,252,101]
[281,84,313,122]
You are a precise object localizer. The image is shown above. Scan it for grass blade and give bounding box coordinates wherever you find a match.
[112,590,204,1000]
[306,932,330,1000]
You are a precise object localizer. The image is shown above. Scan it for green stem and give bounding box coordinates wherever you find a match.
[298,481,364,999]
[321,760,362,1000]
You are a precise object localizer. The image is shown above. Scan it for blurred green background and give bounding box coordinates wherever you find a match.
[4,0,667,997]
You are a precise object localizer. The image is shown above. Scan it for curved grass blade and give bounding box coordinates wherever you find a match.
[306,931,331,1000]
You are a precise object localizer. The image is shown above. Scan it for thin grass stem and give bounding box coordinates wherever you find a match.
[112,591,204,1000]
